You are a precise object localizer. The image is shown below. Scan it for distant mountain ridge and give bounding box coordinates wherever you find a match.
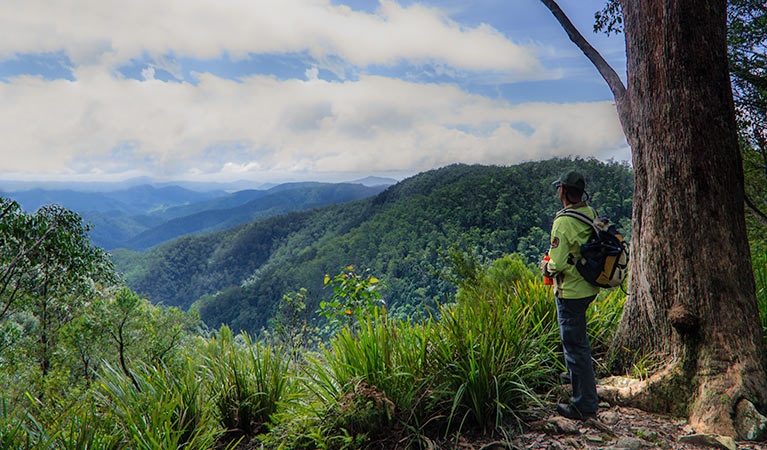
[0,174,398,193]
[346,176,399,186]
[123,183,387,251]
[2,181,388,250]
[6,185,224,215]
[0,177,265,192]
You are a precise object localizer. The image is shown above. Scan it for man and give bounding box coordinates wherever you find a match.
[541,170,600,420]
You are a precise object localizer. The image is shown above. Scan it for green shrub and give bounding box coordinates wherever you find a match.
[201,326,291,436]
[1,391,121,450]
[323,311,430,413]
[432,280,558,434]
[52,400,121,450]
[287,311,430,449]
[0,397,31,450]
[95,361,215,450]
[307,255,584,441]
[320,266,385,334]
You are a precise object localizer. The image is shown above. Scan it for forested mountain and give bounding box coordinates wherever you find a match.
[113,159,633,334]
[119,183,388,251]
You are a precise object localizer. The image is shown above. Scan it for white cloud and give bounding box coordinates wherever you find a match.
[141,67,155,81]
[305,66,320,81]
[0,70,626,182]
[0,0,543,78]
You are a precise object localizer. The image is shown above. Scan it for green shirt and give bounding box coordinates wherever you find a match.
[548,202,601,299]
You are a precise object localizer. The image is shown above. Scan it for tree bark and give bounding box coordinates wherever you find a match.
[614,0,767,436]
[541,0,767,438]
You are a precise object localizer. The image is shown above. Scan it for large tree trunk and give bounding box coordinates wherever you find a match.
[608,0,767,437]
[540,0,767,438]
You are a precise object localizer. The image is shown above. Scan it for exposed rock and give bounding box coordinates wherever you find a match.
[585,417,616,436]
[636,427,659,442]
[548,441,565,450]
[512,403,765,450]
[599,375,635,389]
[678,434,737,450]
[734,398,767,441]
[545,417,581,435]
[613,436,647,450]
[561,437,582,448]
[584,432,604,443]
[599,411,621,425]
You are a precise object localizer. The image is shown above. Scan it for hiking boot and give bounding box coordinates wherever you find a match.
[556,403,596,421]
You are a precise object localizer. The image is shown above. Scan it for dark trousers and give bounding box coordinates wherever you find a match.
[556,295,599,414]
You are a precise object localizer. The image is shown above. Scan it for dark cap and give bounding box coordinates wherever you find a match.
[552,170,585,191]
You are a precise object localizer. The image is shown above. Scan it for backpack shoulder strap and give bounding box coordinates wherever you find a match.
[556,209,597,230]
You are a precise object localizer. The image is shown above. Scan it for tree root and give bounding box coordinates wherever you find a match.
[596,361,767,441]
[597,363,689,416]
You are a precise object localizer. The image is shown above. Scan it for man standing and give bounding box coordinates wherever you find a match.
[541,170,600,420]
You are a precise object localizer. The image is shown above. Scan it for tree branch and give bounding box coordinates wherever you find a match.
[0,280,20,322]
[539,0,627,100]
[0,201,15,222]
[745,194,767,228]
[0,224,58,288]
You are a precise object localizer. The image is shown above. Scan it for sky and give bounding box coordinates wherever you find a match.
[0,0,629,185]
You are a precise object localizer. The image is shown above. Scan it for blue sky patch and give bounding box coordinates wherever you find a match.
[0,52,75,82]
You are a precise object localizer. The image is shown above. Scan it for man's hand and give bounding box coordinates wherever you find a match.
[540,258,556,278]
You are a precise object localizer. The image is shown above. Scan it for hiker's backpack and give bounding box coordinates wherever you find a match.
[555,208,629,288]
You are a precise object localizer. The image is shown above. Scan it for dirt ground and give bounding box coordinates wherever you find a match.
[228,402,767,450]
[459,403,767,450]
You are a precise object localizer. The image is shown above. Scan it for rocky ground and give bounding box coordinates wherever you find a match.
[228,402,767,449]
[466,403,767,450]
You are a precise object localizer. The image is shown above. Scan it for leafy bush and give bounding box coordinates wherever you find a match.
[0,397,31,450]
[95,361,215,450]
[320,266,384,333]
[201,326,291,436]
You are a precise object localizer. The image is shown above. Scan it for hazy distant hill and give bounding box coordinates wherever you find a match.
[0,176,268,193]
[2,181,388,251]
[6,185,224,215]
[347,176,399,186]
[122,183,388,251]
[113,159,633,334]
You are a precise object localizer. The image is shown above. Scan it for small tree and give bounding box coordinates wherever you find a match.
[320,266,384,333]
[0,200,115,380]
[272,288,310,361]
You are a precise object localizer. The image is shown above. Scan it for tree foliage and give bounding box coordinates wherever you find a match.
[729,1,767,251]
[0,197,200,407]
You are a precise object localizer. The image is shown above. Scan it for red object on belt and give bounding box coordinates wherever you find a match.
[543,254,554,285]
